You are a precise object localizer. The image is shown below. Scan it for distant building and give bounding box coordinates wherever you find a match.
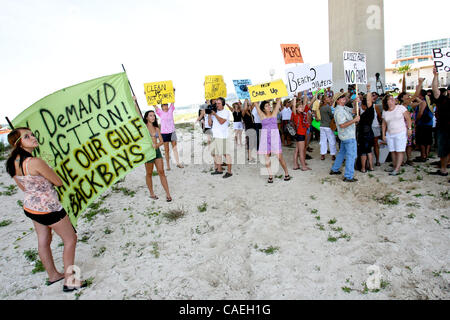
[396,38,450,60]
[386,38,450,91]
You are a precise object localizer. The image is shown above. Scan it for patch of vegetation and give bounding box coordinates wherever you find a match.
[0,220,12,227]
[342,287,352,293]
[163,209,185,222]
[375,193,399,206]
[416,175,423,181]
[440,191,449,201]
[84,206,111,222]
[197,202,208,213]
[331,226,343,232]
[150,242,160,258]
[0,185,18,196]
[311,209,318,215]
[79,235,90,243]
[94,247,106,257]
[104,228,113,235]
[32,260,45,274]
[327,236,338,243]
[407,213,416,219]
[24,249,38,262]
[112,186,136,197]
[413,193,424,198]
[17,200,23,207]
[328,218,337,225]
[316,223,325,231]
[310,195,317,200]
[259,246,280,255]
[406,202,420,208]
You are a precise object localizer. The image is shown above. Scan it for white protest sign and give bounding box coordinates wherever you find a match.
[285,63,312,95]
[432,48,450,73]
[343,51,367,84]
[310,63,333,91]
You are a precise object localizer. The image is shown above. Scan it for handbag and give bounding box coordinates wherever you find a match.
[286,115,301,136]
[330,118,337,131]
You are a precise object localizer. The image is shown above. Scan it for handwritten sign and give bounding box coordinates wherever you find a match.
[281,44,304,64]
[285,64,313,95]
[248,79,289,103]
[233,79,252,99]
[205,75,227,100]
[12,73,155,227]
[343,51,367,84]
[432,48,450,73]
[310,63,333,91]
[144,80,175,105]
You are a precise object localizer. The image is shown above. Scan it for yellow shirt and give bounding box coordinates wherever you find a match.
[312,100,321,120]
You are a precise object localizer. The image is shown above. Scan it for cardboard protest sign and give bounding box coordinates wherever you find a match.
[285,64,313,95]
[248,79,289,103]
[432,48,450,73]
[310,63,333,91]
[205,75,227,100]
[233,79,252,99]
[343,51,367,84]
[281,44,304,64]
[12,72,155,227]
[144,80,175,105]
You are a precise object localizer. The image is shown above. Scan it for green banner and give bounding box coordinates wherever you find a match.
[12,72,155,227]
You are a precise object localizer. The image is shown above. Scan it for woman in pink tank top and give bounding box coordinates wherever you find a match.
[6,127,87,292]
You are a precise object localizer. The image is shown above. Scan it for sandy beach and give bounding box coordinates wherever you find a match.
[0,124,449,300]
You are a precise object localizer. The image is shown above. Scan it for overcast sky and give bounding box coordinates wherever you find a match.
[1,0,449,122]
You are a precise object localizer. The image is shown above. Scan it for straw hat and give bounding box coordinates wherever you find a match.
[332,92,347,106]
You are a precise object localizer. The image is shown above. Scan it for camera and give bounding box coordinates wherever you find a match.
[205,103,217,115]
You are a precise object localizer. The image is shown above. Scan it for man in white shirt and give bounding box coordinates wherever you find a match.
[252,104,262,150]
[209,97,233,178]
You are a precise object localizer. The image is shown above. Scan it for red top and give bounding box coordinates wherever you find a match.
[290,105,310,135]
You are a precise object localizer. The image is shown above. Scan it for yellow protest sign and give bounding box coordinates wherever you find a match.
[205,75,227,100]
[248,79,289,102]
[144,80,175,105]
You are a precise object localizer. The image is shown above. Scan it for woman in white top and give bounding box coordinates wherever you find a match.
[381,94,412,176]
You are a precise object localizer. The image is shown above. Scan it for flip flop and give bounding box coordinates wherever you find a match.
[150,195,159,200]
[166,197,173,202]
[63,281,88,293]
[284,175,292,181]
[293,167,301,171]
[268,177,274,184]
[46,276,65,286]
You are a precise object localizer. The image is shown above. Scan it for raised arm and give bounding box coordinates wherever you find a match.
[412,77,425,98]
[226,103,234,112]
[432,67,441,100]
[366,84,373,108]
[292,96,297,115]
[272,98,282,116]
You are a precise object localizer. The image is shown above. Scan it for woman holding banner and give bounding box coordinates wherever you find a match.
[255,98,291,183]
[6,128,87,292]
[143,111,173,202]
[154,101,184,171]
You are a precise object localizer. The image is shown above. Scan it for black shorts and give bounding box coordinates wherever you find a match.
[24,208,67,226]
[415,125,433,146]
[295,134,306,142]
[161,132,177,142]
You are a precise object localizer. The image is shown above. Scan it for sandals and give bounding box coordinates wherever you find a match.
[46,276,64,286]
[268,177,274,184]
[150,195,159,200]
[284,175,291,181]
[177,164,184,168]
[63,281,88,293]
[166,197,173,202]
